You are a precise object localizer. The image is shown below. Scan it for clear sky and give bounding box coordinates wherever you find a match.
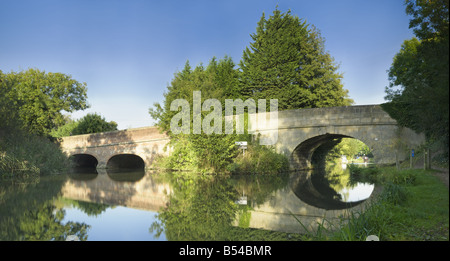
[0,0,414,130]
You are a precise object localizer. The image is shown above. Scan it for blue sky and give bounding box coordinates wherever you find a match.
[0,0,414,129]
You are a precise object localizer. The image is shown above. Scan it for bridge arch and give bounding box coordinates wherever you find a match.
[106,154,145,170]
[69,154,99,169]
[290,133,377,170]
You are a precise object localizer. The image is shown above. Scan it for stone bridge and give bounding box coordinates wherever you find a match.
[60,126,170,169]
[60,105,425,170]
[252,105,425,169]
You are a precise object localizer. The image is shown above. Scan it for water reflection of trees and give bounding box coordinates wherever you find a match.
[19,201,89,241]
[228,174,289,205]
[151,174,238,240]
[61,198,111,217]
[0,175,89,241]
[150,172,290,240]
[323,161,352,200]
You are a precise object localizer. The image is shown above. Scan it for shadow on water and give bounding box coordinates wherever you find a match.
[68,167,98,181]
[106,168,145,182]
[290,168,370,210]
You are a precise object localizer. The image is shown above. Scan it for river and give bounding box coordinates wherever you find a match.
[0,163,376,241]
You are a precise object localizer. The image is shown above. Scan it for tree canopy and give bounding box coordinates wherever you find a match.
[383,0,449,154]
[71,113,118,135]
[239,8,353,110]
[0,68,89,136]
[50,113,118,137]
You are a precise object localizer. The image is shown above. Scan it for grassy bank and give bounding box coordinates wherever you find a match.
[299,167,449,241]
[0,130,69,183]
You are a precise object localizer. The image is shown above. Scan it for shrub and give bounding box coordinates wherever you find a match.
[231,144,290,175]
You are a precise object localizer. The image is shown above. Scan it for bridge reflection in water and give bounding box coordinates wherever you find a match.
[62,169,171,212]
[236,169,376,234]
[61,166,376,236]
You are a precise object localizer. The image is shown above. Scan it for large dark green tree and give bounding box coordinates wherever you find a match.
[239,8,353,110]
[383,0,449,154]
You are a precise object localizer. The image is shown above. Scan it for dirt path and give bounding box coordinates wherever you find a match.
[431,167,449,189]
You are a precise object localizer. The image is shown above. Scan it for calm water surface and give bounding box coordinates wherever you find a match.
[0,164,375,241]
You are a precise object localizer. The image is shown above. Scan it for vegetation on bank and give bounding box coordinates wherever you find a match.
[0,129,70,182]
[227,143,289,175]
[0,69,87,181]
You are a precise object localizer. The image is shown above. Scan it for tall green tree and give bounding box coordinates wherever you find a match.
[1,68,89,136]
[239,8,353,110]
[383,0,449,154]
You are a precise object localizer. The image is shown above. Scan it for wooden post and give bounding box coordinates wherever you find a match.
[427,148,431,169]
[396,151,400,170]
[424,149,428,170]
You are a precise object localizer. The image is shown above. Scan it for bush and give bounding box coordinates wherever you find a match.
[348,164,380,184]
[380,182,409,205]
[0,130,69,181]
[230,144,290,175]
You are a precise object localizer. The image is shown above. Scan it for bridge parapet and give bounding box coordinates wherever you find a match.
[60,126,168,149]
[253,105,397,131]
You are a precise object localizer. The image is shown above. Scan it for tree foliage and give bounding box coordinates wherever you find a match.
[239,8,353,110]
[71,113,118,135]
[0,68,88,136]
[149,57,242,172]
[383,0,449,154]
[49,116,79,138]
[50,113,118,137]
[329,138,372,159]
[1,68,88,179]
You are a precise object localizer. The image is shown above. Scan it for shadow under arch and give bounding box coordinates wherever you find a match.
[290,133,376,170]
[290,133,351,170]
[69,154,99,169]
[290,169,368,210]
[106,154,145,170]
